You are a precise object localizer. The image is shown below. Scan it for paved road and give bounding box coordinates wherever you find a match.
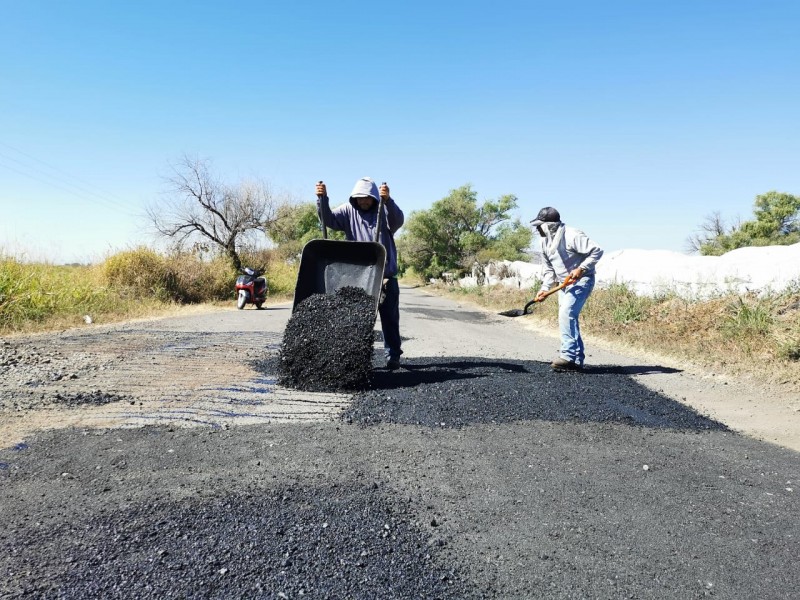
[1,286,798,599]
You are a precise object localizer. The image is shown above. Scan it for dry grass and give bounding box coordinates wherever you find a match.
[1,250,300,336]
[432,281,800,388]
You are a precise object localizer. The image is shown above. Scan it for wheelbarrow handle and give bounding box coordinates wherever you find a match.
[374,194,386,243]
[316,192,328,240]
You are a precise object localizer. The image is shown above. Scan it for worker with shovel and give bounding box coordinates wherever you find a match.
[531,207,603,372]
[316,178,405,370]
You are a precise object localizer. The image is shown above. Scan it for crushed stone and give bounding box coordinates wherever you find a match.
[279,287,377,392]
[6,482,475,599]
[343,357,728,431]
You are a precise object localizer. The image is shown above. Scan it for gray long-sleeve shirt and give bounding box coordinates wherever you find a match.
[539,224,603,291]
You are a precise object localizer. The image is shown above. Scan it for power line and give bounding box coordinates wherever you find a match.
[0,142,140,216]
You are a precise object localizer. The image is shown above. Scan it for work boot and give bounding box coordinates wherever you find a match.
[551,357,582,372]
[386,357,401,370]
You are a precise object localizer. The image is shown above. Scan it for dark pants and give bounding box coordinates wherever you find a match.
[378,277,402,360]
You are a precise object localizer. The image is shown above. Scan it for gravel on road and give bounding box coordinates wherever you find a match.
[1,290,798,599]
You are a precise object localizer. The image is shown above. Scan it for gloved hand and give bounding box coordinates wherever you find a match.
[379,279,388,306]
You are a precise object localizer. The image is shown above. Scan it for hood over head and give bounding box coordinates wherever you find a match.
[349,177,380,207]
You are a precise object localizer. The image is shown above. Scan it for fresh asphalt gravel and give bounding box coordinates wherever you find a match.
[345,357,728,431]
[1,286,798,599]
[279,287,377,392]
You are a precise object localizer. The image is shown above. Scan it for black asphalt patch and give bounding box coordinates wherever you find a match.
[345,356,726,431]
[6,482,475,600]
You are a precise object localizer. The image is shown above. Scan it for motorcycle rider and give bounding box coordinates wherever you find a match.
[532,206,603,372]
[316,177,405,370]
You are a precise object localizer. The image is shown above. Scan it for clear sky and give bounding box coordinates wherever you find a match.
[2,1,799,263]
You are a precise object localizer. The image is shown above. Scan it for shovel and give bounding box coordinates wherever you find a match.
[498,277,574,317]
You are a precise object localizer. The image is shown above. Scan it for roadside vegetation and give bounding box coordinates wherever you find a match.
[0,247,298,335]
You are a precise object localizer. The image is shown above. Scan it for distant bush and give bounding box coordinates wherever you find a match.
[0,245,302,333]
[103,248,240,303]
[162,253,236,303]
[603,283,653,324]
[103,247,171,300]
[240,248,297,297]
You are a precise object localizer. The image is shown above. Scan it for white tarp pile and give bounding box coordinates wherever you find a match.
[459,243,800,298]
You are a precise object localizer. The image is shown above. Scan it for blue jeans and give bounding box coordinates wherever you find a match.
[558,274,595,366]
[378,277,402,360]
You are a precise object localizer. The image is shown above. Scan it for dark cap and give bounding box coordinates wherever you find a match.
[530,207,561,228]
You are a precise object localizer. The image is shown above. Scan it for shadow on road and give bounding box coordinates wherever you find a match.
[343,356,725,432]
[583,364,682,376]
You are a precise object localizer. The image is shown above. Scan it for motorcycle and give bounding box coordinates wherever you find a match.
[235,267,268,309]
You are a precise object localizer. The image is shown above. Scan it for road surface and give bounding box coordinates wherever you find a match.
[1,286,798,598]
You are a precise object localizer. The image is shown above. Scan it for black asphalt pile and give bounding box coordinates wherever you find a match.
[5,483,475,600]
[343,357,728,431]
[279,287,377,391]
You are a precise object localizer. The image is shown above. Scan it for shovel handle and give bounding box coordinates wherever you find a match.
[524,276,576,314]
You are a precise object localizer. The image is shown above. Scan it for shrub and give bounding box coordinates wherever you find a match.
[162,253,236,303]
[721,296,773,339]
[604,282,652,324]
[103,248,170,300]
[264,260,298,297]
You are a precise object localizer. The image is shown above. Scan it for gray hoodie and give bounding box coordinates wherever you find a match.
[318,177,405,277]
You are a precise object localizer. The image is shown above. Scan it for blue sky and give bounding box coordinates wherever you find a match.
[1,1,799,263]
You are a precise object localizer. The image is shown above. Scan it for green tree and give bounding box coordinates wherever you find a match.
[265,202,344,260]
[687,191,800,256]
[397,184,531,279]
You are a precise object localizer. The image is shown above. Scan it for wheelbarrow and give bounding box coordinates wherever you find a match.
[292,189,387,313]
[498,276,575,317]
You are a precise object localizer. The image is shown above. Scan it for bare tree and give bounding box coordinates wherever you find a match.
[685,211,731,254]
[148,156,278,270]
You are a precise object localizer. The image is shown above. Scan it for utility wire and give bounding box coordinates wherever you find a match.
[0,142,139,216]
[0,141,133,205]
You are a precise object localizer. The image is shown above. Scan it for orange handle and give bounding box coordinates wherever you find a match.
[535,276,573,303]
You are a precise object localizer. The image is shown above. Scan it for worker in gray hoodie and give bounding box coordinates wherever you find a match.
[531,206,603,372]
[316,177,405,369]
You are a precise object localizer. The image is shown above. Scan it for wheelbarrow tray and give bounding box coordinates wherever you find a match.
[292,239,387,313]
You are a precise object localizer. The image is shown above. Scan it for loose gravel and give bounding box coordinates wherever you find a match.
[0,339,130,410]
[6,481,473,600]
[279,287,377,392]
[344,357,727,431]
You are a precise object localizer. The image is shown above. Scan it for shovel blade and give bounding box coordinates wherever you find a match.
[498,308,526,317]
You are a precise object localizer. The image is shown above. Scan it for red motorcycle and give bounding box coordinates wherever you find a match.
[235,267,268,309]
